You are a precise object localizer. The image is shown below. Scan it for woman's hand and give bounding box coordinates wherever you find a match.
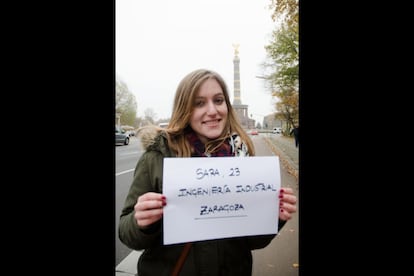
[279,187,297,221]
[134,192,166,228]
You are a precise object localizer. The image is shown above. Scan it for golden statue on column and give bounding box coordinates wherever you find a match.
[232,43,240,56]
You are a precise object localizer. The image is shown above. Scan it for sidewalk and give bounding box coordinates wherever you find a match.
[263,134,299,180]
[115,133,299,276]
[116,250,141,276]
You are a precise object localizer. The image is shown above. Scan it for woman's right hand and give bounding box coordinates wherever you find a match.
[134,192,166,228]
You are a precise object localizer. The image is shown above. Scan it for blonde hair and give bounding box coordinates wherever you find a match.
[164,69,255,157]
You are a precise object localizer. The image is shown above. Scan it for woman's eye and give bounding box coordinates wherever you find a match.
[195,100,204,107]
[214,98,224,104]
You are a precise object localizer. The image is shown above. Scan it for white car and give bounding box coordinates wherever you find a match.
[273,127,282,134]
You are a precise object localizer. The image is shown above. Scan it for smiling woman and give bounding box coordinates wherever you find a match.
[118,68,297,276]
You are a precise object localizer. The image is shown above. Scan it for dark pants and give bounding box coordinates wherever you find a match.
[294,135,299,148]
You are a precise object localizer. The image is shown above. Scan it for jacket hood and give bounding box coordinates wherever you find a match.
[136,125,174,157]
[137,125,160,150]
[136,125,249,158]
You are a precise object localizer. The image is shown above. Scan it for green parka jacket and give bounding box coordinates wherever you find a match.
[118,127,286,276]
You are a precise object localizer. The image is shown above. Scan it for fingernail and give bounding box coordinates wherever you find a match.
[280,189,284,193]
[280,209,284,212]
[162,200,167,206]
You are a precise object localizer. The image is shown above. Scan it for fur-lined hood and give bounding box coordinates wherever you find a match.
[136,125,175,157]
[136,125,161,150]
[136,125,249,157]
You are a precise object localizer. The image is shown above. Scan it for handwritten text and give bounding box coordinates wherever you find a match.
[200,203,245,215]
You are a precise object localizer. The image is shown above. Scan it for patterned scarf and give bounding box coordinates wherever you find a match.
[187,131,249,157]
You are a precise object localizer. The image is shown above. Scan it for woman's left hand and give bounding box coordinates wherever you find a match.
[279,187,297,221]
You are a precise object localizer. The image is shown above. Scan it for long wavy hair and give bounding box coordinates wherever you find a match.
[164,68,255,157]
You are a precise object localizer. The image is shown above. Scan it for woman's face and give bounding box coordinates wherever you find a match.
[190,78,228,144]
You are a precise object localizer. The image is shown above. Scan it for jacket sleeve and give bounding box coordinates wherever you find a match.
[118,151,164,250]
[247,219,287,250]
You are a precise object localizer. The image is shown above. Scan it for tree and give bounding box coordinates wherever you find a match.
[143,108,157,125]
[116,75,137,127]
[264,0,299,131]
[269,0,298,27]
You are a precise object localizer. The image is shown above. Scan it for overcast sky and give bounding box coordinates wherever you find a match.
[116,0,278,123]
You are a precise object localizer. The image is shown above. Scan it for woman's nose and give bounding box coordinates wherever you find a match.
[206,101,217,115]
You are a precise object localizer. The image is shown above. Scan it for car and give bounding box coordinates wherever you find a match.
[158,122,169,128]
[126,130,135,137]
[115,128,130,145]
[273,127,282,134]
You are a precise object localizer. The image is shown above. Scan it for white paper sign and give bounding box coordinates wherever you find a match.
[162,156,280,245]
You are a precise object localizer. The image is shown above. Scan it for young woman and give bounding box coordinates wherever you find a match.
[118,68,297,276]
